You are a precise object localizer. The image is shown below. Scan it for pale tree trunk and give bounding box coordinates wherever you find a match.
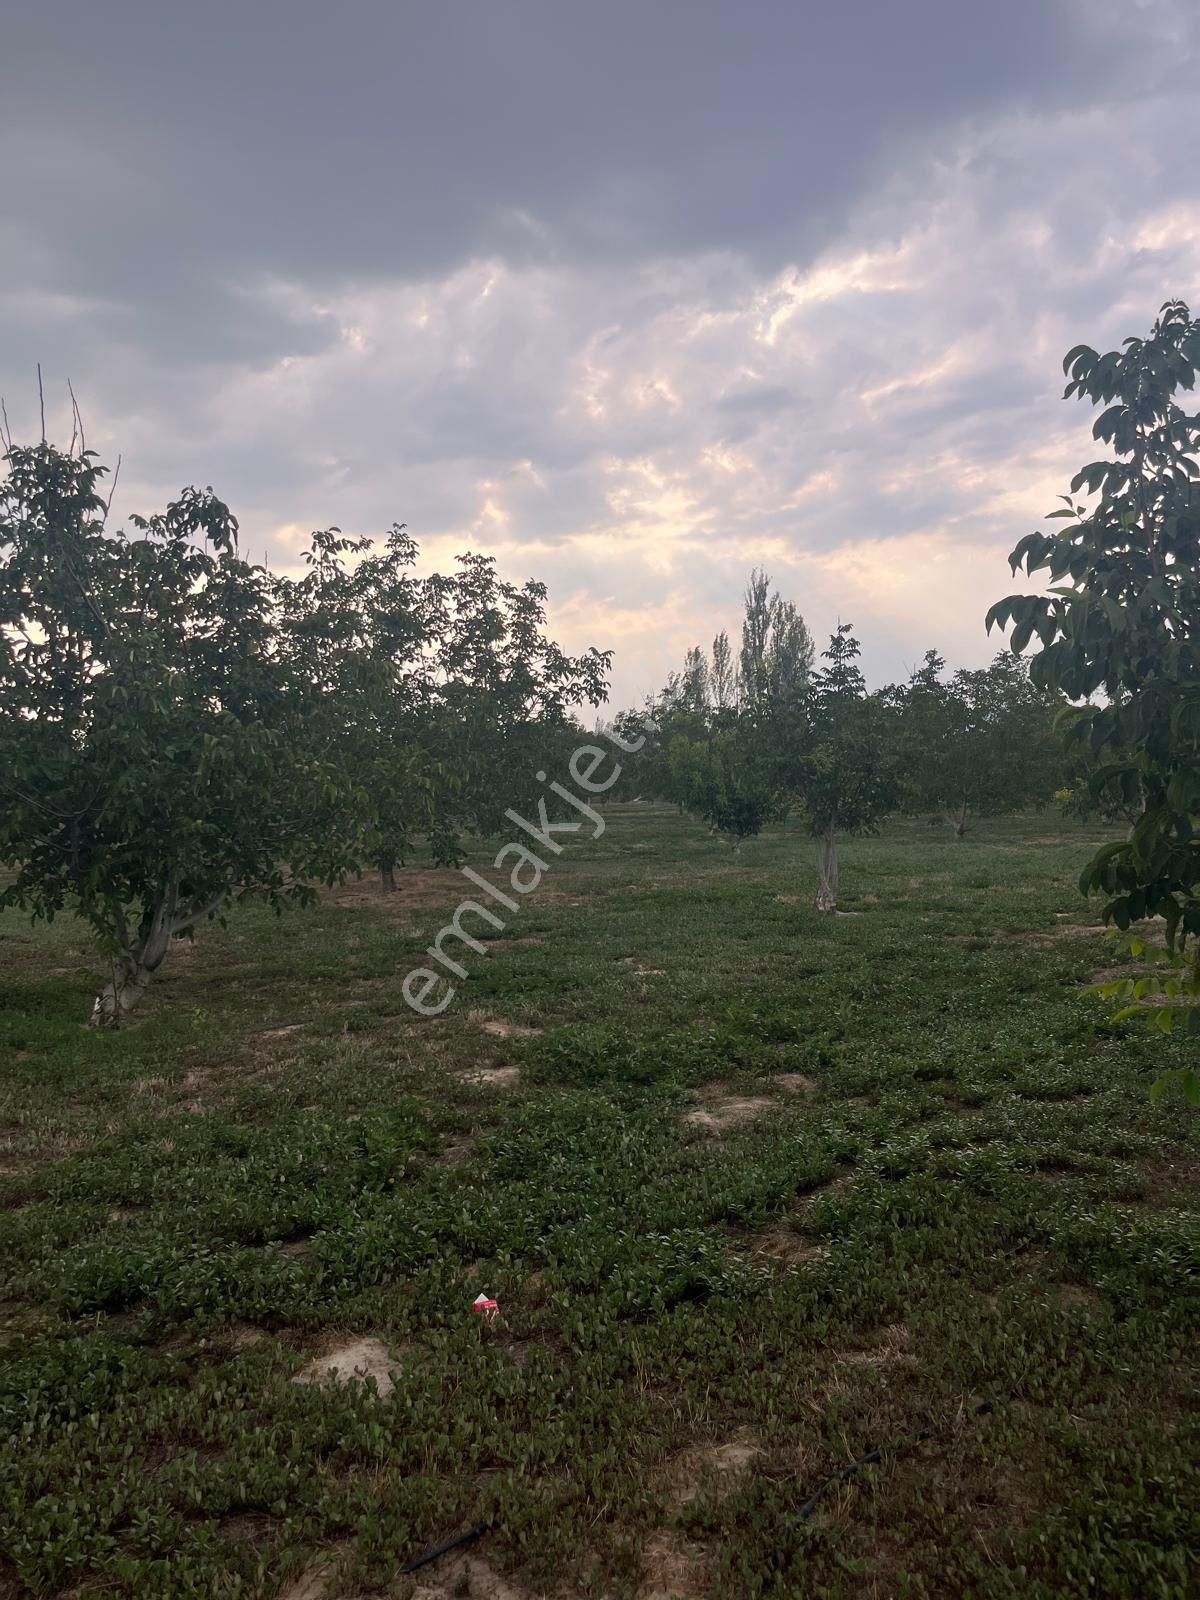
[944,800,969,838]
[814,825,838,912]
[91,955,161,1025]
[89,883,226,1026]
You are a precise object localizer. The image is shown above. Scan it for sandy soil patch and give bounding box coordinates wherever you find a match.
[409,1553,531,1599]
[658,1427,763,1513]
[773,1073,816,1094]
[1051,1283,1105,1314]
[745,1229,826,1267]
[460,1065,522,1088]
[229,1324,267,1349]
[277,1547,351,1600]
[1133,1153,1200,1207]
[638,1531,711,1599]
[618,956,665,975]
[478,1019,542,1039]
[437,1136,477,1166]
[836,1322,915,1369]
[322,870,464,914]
[683,1095,777,1135]
[1024,923,1107,943]
[292,1337,403,1398]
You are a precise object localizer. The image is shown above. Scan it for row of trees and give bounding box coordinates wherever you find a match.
[605,583,1066,909]
[0,441,608,1023]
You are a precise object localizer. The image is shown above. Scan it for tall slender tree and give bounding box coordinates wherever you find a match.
[797,626,896,911]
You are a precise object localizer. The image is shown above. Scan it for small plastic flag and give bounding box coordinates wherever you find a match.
[472,1293,499,1322]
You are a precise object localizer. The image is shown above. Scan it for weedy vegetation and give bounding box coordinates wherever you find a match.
[1,808,1197,1598]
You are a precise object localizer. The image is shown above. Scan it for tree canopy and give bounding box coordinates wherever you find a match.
[987,298,1200,1100]
[0,437,609,1021]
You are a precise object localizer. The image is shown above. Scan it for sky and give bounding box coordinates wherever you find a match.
[2,0,1198,711]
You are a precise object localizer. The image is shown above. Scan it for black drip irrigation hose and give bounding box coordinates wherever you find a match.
[397,1519,491,1575]
[789,1395,1008,1527]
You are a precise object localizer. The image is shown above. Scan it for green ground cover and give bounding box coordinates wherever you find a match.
[1,808,1196,1598]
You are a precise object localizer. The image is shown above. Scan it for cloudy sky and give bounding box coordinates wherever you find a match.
[2,0,1197,708]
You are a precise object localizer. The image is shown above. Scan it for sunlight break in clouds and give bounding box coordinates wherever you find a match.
[2,1,1198,709]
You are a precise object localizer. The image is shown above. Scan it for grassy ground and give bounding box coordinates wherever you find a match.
[1,807,1197,1599]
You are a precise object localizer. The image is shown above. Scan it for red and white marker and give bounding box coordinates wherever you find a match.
[472,1292,499,1322]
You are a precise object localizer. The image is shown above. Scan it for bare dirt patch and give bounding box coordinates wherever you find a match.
[277,1547,350,1600]
[638,1530,711,1599]
[292,1336,404,1399]
[1024,923,1107,944]
[658,1426,763,1513]
[437,1136,477,1167]
[773,1073,817,1094]
[943,1098,985,1117]
[460,1065,522,1088]
[836,1322,915,1369]
[619,956,666,975]
[272,1237,312,1259]
[229,1324,268,1349]
[478,1019,542,1040]
[744,1229,826,1267]
[321,870,464,916]
[0,1300,52,1340]
[683,1094,777,1135]
[409,1553,531,1599]
[1133,1153,1200,1208]
[1051,1283,1105,1314]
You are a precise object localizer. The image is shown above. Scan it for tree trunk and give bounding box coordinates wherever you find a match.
[89,884,178,1027]
[90,957,158,1025]
[814,826,838,912]
[945,801,968,838]
[379,858,398,893]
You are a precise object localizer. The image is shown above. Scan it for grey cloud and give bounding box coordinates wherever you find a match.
[3,3,1200,714]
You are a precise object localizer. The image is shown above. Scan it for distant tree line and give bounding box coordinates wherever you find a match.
[603,572,1070,910]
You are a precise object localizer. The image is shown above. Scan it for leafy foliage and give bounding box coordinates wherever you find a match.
[0,444,358,1022]
[987,299,1200,1096]
[786,625,897,908]
[893,650,1063,835]
[667,722,786,847]
[1,809,1195,1597]
[0,435,610,1016]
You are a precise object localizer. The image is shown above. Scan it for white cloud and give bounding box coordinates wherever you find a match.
[5,65,1200,714]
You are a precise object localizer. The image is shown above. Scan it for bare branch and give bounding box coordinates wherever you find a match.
[67,380,86,458]
[102,453,121,526]
[37,363,46,443]
[0,396,11,452]
[170,890,234,936]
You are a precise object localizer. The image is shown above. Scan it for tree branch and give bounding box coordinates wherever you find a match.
[170,890,233,936]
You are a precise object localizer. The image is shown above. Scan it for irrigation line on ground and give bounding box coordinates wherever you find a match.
[789,1396,1007,1526]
